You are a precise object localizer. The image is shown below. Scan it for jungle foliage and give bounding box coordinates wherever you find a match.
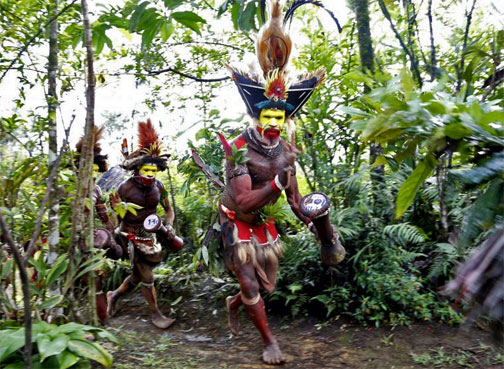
[0,0,503,365]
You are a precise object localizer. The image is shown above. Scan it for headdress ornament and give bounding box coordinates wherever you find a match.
[122,119,169,171]
[75,125,108,172]
[228,0,339,118]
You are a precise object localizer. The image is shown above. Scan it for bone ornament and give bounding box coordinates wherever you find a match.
[299,192,346,265]
[143,214,184,251]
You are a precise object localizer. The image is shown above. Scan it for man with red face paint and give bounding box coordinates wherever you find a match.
[218,0,345,364]
[107,119,183,329]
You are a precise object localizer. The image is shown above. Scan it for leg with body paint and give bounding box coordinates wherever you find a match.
[226,293,242,335]
[234,259,285,365]
[106,274,138,317]
[95,276,108,323]
[135,258,175,329]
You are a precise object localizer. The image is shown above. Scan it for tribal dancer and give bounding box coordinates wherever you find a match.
[107,119,183,329]
[75,126,123,323]
[219,0,344,364]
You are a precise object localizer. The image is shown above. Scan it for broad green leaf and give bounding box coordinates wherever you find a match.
[96,330,118,344]
[136,8,158,31]
[37,334,68,360]
[68,339,112,368]
[141,17,163,49]
[160,20,174,41]
[239,2,256,31]
[164,0,184,10]
[201,245,209,265]
[288,284,302,293]
[395,153,436,218]
[340,105,373,118]
[400,68,415,98]
[54,323,98,335]
[172,11,206,35]
[129,1,150,31]
[231,2,240,29]
[343,71,374,87]
[0,328,25,362]
[74,260,103,280]
[37,295,63,311]
[46,255,69,288]
[1,259,13,279]
[371,155,387,169]
[444,123,471,139]
[217,0,230,17]
[126,205,138,216]
[425,101,446,115]
[450,151,504,185]
[394,140,417,164]
[458,178,503,248]
[57,351,80,369]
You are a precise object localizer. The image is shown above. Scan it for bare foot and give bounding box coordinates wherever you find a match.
[226,296,240,336]
[106,291,118,318]
[262,341,285,365]
[151,312,176,329]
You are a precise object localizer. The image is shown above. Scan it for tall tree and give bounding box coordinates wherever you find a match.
[353,0,375,75]
[69,0,97,325]
[353,0,385,199]
[47,0,59,267]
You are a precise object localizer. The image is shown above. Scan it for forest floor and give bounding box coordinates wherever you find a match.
[103,280,504,369]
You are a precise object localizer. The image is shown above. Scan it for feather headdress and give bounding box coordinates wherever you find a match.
[122,119,169,171]
[228,0,337,119]
[75,125,108,172]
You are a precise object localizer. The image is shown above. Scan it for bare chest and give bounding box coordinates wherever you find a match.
[118,180,161,223]
[246,149,290,185]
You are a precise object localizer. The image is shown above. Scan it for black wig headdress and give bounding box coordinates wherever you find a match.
[75,125,108,172]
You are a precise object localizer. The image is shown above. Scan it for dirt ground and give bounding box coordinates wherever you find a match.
[104,291,503,369]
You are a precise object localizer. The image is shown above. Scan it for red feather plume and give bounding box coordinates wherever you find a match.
[265,75,287,100]
[138,119,162,157]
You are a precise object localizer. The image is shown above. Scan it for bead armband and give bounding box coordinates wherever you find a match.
[271,175,285,193]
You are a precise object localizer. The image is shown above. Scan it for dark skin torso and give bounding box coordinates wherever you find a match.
[117,178,170,229]
[222,136,309,225]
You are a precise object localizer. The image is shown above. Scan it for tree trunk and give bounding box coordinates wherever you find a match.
[353,0,375,75]
[69,0,97,325]
[0,215,32,369]
[353,0,385,202]
[48,0,59,256]
[456,0,477,94]
[47,0,62,322]
[427,0,437,81]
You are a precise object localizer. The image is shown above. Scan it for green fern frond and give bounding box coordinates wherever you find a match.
[383,223,428,246]
[258,201,293,224]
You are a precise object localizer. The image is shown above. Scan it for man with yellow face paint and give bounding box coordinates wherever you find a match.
[213,1,345,363]
[108,119,183,329]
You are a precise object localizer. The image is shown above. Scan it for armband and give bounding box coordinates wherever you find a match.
[271,175,285,193]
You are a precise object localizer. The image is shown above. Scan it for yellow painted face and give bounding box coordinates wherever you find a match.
[139,164,158,178]
[92,164,99,179]
[258,109,286,132]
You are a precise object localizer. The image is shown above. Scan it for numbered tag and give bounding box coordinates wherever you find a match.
[143,214,160,232]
